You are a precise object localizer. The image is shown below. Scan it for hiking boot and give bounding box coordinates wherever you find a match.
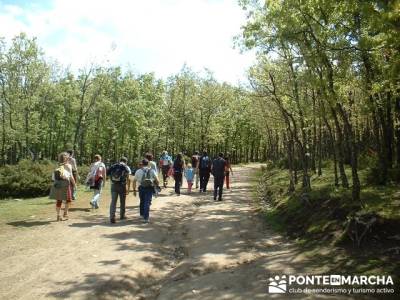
[110,218,116,224]
[218,198,222,201]
[143,219,149,224]
[89,201,94,208]
[94,202,99,209]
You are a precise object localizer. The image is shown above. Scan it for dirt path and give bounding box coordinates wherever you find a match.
[0,165,365,299]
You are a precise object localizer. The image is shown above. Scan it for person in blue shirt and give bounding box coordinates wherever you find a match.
[184,163,195,193]
[199,150,212,192]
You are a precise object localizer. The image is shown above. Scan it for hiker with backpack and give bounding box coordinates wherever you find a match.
[191,151,200,189]
[159,151,172,188]
[199,150,212,193]
[133,159,160,223]
[173,153,185,196]
[145,153,158,173]
[86,154,106,209]
[211,152,227,201]
[107,157,131,223]
[49,152,76,221]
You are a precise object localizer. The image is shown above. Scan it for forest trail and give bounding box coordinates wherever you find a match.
[0,165,363,299]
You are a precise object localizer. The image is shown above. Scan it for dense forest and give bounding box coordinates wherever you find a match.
[237,0,400,205]
[1,0,400,205]
[0,33,262,167]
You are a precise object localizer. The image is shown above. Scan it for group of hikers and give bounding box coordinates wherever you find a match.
[49,150,233,224]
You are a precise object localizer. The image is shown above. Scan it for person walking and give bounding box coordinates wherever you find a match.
[184,163,195,193]
[191,151,200,189]
[86,154,106,209]
[133,159,159,223]
[107,157,131,223]
[145,153,158,173]
[173,153,185,196]
[159,151,172,188]
[66,150,79,200]
[49,152,76,221]
[224,154,233,189]
[199,150,211,193]
[211,152,227,201]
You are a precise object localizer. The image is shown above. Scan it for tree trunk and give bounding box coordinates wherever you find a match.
[337,102,361,205]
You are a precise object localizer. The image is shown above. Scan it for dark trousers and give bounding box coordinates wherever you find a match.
[199,169,210,192]
[162,165,169,186]
[139,186,153,220]
[214,176,225,200]
[110,183,126,219]
[174,172,182,195]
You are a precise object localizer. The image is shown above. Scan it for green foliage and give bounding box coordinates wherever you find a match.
[259,163,400,237]
[0,36,264,167]
[0,160,55,199]
[236,0,400,198]
[0,159,92,199]
[78,165,91,185]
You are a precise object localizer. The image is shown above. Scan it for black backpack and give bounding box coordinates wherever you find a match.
[110,164,128,183]
[173,160,183,173]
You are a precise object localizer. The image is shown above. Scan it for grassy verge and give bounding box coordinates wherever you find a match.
[0,186,96,226]
[255,163,400,281]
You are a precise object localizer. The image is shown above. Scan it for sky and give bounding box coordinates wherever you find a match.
[0,0,256,84]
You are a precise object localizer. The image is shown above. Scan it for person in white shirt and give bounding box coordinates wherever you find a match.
[87,154,106,209]
[159,151,172,187]
[133,159,159,223]
[145,153,158,173]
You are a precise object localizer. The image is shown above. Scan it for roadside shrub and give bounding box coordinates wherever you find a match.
[0,160,92,199]
[358,153,378,170]
[78,165,91,185]
[364,164,400,185]
[275,158,289,169]
[0,159,55,199]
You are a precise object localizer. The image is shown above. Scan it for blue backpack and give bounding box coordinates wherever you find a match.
[200,156,210,169]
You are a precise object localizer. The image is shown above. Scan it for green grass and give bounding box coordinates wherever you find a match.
[266,165,400,221]
[0,186,94,224]
[0,196,54,223]
[255,163,400,279]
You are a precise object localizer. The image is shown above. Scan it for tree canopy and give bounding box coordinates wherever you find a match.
[1,0,399,205]
[0,34,262,166]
